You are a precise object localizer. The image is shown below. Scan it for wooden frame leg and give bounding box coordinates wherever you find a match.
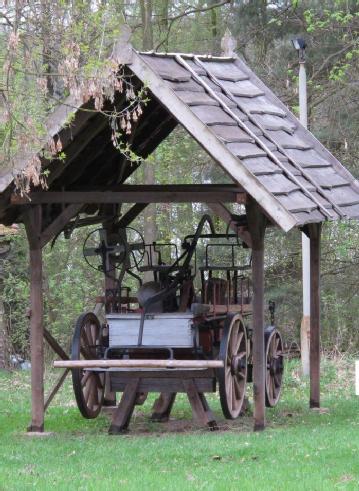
[44,369,70,412]
[25,206,45,432]
[247,200,266,431]
[108,379,140,434]
[103,372,116,407]
[151,393,176,422]
[184,380,218,430]
[309,223,322,408]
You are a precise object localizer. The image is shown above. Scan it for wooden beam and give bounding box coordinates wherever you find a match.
[151,393,176,422]
[54,359,224,369]
[40,204,83,248]
[47,115,109,184]
[108,379,139,434]
[309,223,322,408]
[130,50,297,232]
[183,379,218,429]
[246,199,267,431]
[24,206,45,432]
[11,185,247,205]
[207,202,252,247]
[116,203,148,229]
[43,328,69,361]
[44,369,70,412]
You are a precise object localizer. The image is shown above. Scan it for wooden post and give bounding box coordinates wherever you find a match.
[151,393,176,422]
[246,200,266,431]
[309,223,322,408]
[24,206,45,432]
[102,219,119,407]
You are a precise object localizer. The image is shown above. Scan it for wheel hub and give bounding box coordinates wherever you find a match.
[269,357,283,375]
[231,354,245,375]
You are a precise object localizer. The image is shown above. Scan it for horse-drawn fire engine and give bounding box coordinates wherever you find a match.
[55,214,284,433]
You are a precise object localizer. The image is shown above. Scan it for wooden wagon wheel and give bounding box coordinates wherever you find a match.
[265,329,284,407]
[71,312,105,419]
[218,313,247,419]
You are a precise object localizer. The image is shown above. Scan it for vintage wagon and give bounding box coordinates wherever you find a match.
[56,214,284,432]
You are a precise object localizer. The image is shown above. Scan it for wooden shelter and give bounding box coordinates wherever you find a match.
[1,40,359,432]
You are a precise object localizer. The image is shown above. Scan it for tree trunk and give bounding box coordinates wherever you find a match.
[140,0,153,51]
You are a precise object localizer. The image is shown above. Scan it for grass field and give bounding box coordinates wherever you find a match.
[1,357,359,490]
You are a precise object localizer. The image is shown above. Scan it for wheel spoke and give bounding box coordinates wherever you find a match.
[227,376,233,411]
[90,323,97,345]
[238,370,246,380]
[233,331,244,355]
[229,326,238,353]
[81,371,91,388]
[272,376,277,400]
[87,376,97,408]
[95,373,104,390]
[85,324,93,345]
[82,328,93,354]
[270,336,276,357]
[80,345,93,360]
[83,378,91,401]
[275,336,280,353]
[233,376,241,399]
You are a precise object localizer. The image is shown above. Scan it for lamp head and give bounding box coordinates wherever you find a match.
[291,37,307,62]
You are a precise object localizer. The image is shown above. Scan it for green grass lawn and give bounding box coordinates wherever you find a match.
[1,357,359,490]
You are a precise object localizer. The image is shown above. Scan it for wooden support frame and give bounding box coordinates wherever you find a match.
[43,328,70,413]
[44,369,70,412]
[246,199,267,431]
[24,206,45,432]
[108,379,140,434]
[151,393,176,422]
[117,203,149,229]
[40,204,83,248]
[11,185,246,205]
[308,223,322,408]
[183,380,218,430]
[44,328,69,361]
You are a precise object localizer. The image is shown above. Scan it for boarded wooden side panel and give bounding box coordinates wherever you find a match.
[108,314,196,348]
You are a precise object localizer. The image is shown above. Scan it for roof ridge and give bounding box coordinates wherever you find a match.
[137,50,235,61]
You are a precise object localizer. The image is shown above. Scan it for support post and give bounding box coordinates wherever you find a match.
[246,200,266,431]
[309,223,321,408]
[298,47,310,377]
[24,206,45,432]
[102,219,118,407]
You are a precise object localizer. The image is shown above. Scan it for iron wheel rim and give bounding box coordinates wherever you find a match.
[265,329,284,407]
[218,313,247,419]
[71,312,104,419]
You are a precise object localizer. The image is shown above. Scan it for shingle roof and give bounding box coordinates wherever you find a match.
[135,51,359,228]
[1,45,359,232]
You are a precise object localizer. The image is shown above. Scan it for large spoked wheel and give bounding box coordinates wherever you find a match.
[71,312,105,419]
[218,313,247,419]
[265,328,284,407]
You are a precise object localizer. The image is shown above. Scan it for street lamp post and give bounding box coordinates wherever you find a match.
[292,38,310,376]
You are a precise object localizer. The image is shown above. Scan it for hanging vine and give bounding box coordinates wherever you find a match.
[0,1,146,194]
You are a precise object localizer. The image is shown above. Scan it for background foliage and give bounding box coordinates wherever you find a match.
[1,0,359,357]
